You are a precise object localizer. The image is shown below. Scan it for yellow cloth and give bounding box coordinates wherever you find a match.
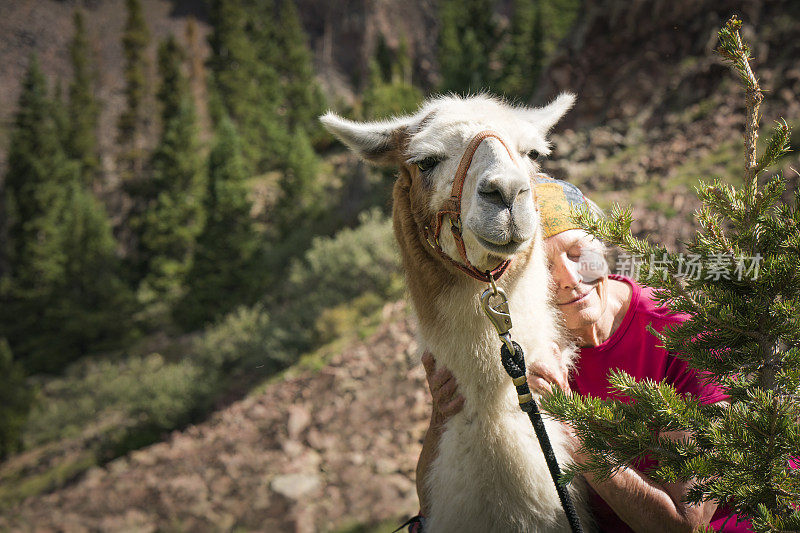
[534,181,583,238]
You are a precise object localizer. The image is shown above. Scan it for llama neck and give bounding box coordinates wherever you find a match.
[393,180,550,409]
[414,247,548,407]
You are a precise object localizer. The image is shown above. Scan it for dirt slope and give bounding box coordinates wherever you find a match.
[0,302,426,532]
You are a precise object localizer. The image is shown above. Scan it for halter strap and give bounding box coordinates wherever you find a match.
[423,130,536,283]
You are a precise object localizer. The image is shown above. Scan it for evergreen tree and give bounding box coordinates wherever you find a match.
[538,0,581,58]
[438,0,500,94]
[396,37,414,86]
[66,8,100,180]
[117,0,153,283]
[274,126,321,236]
[362,37,422,121]
[2,56,132,373]
[136,36,204,313]
[2,56,71,313]
[117,0,151,181]
[497,0,543,99]
[272,0,326,139]
[2,56,71,371]
[176,116,263,329]
[0,339,33,460]
[207,0,286,173]
[375,34,394,85]
[184,17,209,132]
[52,80,71,155]
[542,18,800,532]
[51,181,135,359]
[359,36,422,210]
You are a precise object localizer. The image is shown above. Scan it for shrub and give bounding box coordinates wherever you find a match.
[194,305,288,376]
[23,353,211,450]
[285,208,401,313]
[195,207,402,376]
[0,339,33,459]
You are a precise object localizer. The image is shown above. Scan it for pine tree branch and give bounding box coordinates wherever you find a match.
[556,16,799,528]
[716,16,763,191]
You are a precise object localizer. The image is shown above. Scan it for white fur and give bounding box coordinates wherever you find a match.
[321,93,591,532]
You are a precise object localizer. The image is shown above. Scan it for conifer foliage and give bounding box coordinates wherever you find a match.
[117,0,151,182]
[438,0,499,94]
[136,36,204,313]
[176,116,262,329]
[206,0,287,174]
[437,0,580,100]
[497,0,544,99]
[66,9,100,180]
[1,55,131,373]
[274,126,322,236]
[362,36,422,121]
[272,0,326,139]
[0,339,32,460]
[541,18,800,532]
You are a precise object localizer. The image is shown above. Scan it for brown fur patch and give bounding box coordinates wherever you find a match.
[392,164,461,329]
[364,126,410,165]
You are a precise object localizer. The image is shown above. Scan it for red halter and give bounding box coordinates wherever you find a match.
[423,130,537,284]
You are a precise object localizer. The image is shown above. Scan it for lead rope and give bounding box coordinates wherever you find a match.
[480,276,584,533]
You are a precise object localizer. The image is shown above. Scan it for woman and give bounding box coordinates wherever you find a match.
[414,178,747,532]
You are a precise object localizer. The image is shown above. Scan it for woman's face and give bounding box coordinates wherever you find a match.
[544,229,609,333]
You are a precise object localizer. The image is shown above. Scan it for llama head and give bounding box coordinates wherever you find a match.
[320,93,575,276]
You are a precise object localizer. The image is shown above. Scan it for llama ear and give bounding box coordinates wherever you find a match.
[319,112,413,165]
[523,92,576,132]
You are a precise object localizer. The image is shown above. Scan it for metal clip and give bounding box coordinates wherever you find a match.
[481,286,513,337]
[498,332,515,356]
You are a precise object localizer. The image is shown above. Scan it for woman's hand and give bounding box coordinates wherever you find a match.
[527,342,571,396]
[417,350,464,513]
[422,350,465,429]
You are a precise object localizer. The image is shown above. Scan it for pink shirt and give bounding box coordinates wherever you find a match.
[569,276,751,532]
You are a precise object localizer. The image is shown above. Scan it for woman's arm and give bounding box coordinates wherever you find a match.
[416,351,464,514]
[529,358,719,533]
[574,432,718,533]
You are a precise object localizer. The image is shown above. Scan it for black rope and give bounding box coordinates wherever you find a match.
[392,515,425,533]
[500,341,584,533]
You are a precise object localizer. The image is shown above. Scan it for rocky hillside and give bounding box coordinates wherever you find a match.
[539,0,800,249]
[0,302,427,532]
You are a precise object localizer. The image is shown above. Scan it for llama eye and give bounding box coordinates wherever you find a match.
[416,157,440,173]
[526,150,540,161]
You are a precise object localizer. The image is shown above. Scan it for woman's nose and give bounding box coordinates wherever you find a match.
[551,257,581,289]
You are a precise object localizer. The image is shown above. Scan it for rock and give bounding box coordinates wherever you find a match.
[306,428,336,450]
[270,473,322,500]
[287,405,312,441]
[282,439,306,458]
[374,457,398,475]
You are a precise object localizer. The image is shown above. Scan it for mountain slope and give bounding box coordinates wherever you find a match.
[0,302,425,532]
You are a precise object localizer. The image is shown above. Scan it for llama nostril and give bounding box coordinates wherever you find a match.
[479,179,528,208]
[479,187,505,206]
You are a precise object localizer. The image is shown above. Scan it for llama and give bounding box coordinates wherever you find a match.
[321,94,591,532]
